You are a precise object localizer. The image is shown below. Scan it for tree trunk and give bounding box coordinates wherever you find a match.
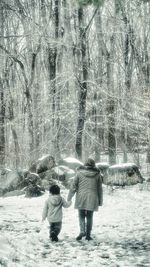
[107,96,116,165]
[75,7,88,160]
[5,60,21,168]
[94,8,104,161]
[143,4,150,87]
[14,0,41,157]
[0,3,5,166]
[122,10,133,163]
[107,43,116,165]
[11,125,20,168]
[47,0,61,157]
[0,81,5,167]
[146,113,150,163]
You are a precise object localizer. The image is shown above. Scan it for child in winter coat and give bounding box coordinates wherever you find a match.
[42,184,71,242]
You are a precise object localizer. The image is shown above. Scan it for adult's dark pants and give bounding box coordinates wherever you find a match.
[78,209,94,236]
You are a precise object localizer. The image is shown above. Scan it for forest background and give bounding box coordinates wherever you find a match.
[0,0,150,177]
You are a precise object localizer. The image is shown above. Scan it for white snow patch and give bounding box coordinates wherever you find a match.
[0,187,150,267]
[54,166,75,175]
[96,162,109,167]
[109,163,137,169]
[38,155,50,161]
[63,157,83,165]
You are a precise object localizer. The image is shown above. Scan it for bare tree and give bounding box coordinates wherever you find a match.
[0,2,6,166]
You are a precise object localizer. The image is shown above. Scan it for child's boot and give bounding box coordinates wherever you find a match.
[50,233,58,242]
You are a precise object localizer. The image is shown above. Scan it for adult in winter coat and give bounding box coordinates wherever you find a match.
[42,184,71,241]
[67,158,103,241]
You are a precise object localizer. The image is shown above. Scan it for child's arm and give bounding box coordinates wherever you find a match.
[42,200,48,221]
[62,197,72,208]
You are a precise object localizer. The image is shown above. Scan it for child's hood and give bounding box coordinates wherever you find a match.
[48,195,62,206]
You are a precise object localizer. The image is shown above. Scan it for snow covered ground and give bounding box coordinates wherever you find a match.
[0,184,150,267]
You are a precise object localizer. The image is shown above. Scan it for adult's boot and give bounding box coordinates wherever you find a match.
[76,215,86,240]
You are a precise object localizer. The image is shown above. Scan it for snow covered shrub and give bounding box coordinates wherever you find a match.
[28,155,67,190]
[29,155,56,174]
[96,162,109,184]
[53,165,75,189]
[106,163,144,186]
[40,169,58,190]
[58,157,83,170]
[138,180,150,191]
[36,155,56,174]
[0,258,7,267]
[25,172,45,197]
[0,168,27,196]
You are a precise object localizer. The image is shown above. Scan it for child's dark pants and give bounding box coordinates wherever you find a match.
[50,222,62,241]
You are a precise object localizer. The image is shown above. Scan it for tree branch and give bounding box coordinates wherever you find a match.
[0,44,30,97]
[84,5,100,35]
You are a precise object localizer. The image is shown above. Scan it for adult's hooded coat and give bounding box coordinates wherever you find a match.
[42,195,70,223]
[68,166,103,211]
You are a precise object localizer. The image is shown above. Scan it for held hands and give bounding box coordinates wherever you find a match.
[67,200,72,206]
